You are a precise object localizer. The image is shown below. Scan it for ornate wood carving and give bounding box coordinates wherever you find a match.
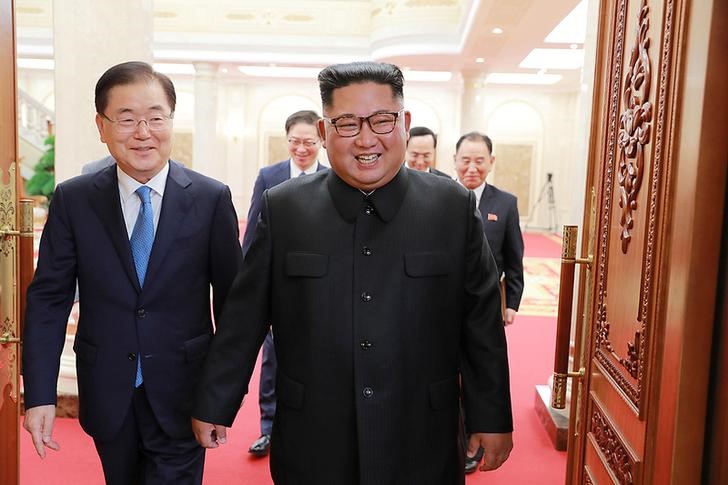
[591,402,637,484]
[617,0,652,254]
[594,0,675,415]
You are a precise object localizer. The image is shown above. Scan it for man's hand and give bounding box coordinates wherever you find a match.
[467,432,513,471]
[504,308,517,326]
[23,404,60,459]
[191,418,227,448]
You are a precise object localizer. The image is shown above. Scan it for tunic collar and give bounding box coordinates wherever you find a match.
[326,166,409,222]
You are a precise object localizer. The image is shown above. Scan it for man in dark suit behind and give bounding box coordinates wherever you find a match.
[22,61,242,484]
[192,62,513,484]
[453,131,524,474]
[243,110,327,458]
[405,126,451,178]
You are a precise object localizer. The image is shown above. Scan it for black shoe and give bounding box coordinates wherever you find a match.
[248,434,271,457]
[464,456,479,474]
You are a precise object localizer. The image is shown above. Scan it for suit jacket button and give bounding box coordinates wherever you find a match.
[362,387,374,398]
[127,352,136,361]
[136,308,146,318]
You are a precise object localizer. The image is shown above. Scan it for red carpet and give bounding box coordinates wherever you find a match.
[20,231,565,484]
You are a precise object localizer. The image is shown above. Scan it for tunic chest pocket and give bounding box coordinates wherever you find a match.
[404,251,452,277]
[285,252,329,278]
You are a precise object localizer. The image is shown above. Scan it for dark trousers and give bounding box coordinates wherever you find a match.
[93,385,205,485]
[259,329,277,435]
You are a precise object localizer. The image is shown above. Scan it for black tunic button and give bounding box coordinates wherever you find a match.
[364,205,374,215]
[361,246,373,256]
[360,340,373,350]
[361,292,373,302]
[362,387,374,398]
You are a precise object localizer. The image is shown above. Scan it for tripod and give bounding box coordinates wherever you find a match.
[525,172,558,232]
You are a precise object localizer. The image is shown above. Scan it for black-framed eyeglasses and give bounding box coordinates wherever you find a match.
[324,109,404,137]
[100,112,174,134]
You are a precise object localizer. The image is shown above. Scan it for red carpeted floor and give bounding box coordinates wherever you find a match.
[20,231,566,484]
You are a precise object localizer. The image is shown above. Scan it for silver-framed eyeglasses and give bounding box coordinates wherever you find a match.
[324,109,404,137]
[100,112,174,134]
[287,137,319,148]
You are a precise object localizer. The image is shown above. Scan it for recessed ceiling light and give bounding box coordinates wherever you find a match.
[519,48,584,69]
[475,57,485,63]
[491,27,503,35]
[485,72,562,85]
[545,1,586,44]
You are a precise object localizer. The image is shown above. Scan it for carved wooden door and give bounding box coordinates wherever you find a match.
[564,0,727,484]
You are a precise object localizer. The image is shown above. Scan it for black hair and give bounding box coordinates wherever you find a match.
[318,62,404,109]
[95,61,176,115]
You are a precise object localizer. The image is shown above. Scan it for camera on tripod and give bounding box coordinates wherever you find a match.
[525,172,557,232]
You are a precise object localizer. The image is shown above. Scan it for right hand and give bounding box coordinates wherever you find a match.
[191,417,227,448]
[23,404,60,459]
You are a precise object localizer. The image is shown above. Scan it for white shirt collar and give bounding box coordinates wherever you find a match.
[457,179,486,206]
[117,162,170,202]
[290,160,318,178]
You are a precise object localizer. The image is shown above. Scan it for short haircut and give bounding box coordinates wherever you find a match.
[408,126,437,148]
[455,131,493,154]
[285,110,321,134]
[318,62,404,109]
[95,61,176,115]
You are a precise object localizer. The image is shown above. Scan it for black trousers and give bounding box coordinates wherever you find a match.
[93,385,205,485]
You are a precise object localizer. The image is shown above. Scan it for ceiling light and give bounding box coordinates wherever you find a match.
[475,57,485,63]
[17,58,54,70]
[491,27,503,35]
[237,65,322,78]
[403,70,452,82]
[485,72,562,85]
[519,48,584,69]
[545,1,586,44]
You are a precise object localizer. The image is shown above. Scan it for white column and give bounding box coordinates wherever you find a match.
[459,74,488,133]
[53,0,153,182]
[192,62,219,177]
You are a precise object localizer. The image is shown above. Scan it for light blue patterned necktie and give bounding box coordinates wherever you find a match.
[130,185,154,387]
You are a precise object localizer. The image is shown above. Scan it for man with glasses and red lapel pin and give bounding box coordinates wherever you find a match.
[242,110,327,459]
[193,61,513,484]
[22,61,242,484]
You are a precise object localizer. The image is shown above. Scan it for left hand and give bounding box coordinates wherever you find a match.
[504,308,517,326]
[467,432,513,471]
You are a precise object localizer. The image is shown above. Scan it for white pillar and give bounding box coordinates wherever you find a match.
[192,62,219,177]
[53,0,153,183]
[459,74,488,133]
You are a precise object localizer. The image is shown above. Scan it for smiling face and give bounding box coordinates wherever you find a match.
[287,122,321,171]
[454,138,495,190]
[95,79,173,183]
[319,82,411,191]
[405,134,437,171]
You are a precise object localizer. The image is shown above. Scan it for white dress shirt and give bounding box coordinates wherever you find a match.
[117,162,169,239]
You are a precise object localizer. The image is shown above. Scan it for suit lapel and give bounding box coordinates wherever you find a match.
[143,161,193,287]
[479,183,494,215]
[89,166,141,291]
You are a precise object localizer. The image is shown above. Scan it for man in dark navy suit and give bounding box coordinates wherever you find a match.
[453,131,524,474]
[405,126,451,178]
[22,61,242,485]
[243,110,327,457]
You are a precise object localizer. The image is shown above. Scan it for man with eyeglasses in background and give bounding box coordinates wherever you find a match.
[22,61,242,484]
[405,126,451,178]
[193,61,513,484]
[242,109,327,458]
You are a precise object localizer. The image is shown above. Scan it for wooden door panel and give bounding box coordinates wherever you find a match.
[569,0,727,483]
